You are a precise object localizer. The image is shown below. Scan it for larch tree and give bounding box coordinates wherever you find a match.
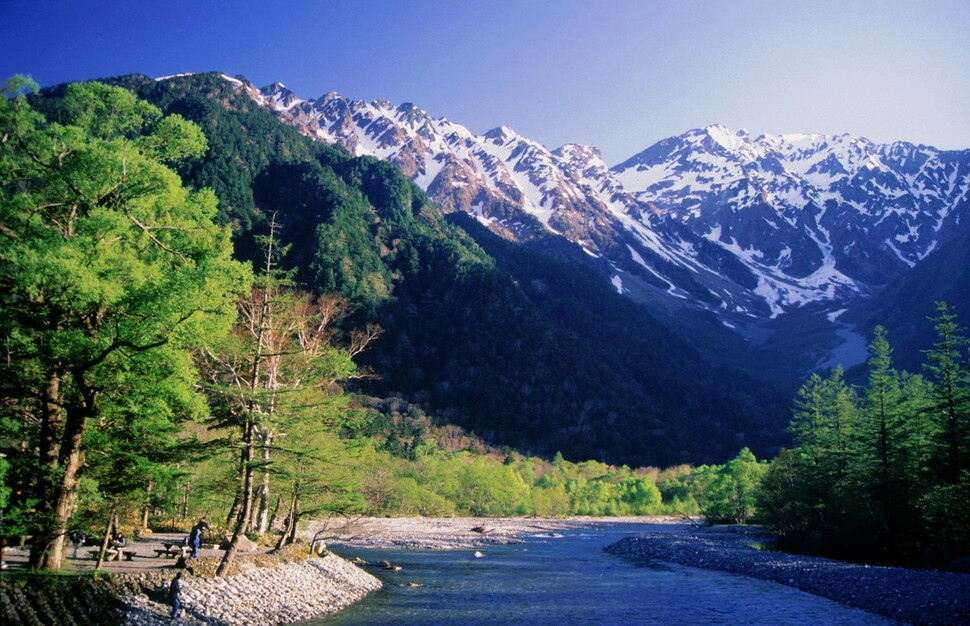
[923,302,969,483]
[859,326,904,524]
[199,220,379,577]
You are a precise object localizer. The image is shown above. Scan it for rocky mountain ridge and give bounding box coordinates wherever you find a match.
[221,74,970,331]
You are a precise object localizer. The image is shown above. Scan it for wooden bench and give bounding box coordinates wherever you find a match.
[89,548,123,561]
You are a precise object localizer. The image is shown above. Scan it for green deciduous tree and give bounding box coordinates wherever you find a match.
[0,78,248,569]
[692,448,765,524]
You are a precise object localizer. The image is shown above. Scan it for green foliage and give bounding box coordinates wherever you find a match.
[0,77,249,567]
[921,470,970,561]
[922,302,970,482]
[758,308,970,566]
[694,448,766,524]
[77,72,785,469]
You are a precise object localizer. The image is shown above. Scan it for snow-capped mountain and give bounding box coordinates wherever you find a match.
[223,75,970,325]
[614,126,970,316]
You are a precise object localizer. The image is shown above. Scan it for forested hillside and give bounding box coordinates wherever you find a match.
[846,229,970,375]
[5,75,966,575]
[44,72,786,467]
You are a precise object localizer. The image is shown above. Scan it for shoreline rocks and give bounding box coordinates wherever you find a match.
[605,527,970,625]
[126,554,381,625]
[0,553,381,626]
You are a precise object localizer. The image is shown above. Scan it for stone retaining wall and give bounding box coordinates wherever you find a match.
[1,553,382,626]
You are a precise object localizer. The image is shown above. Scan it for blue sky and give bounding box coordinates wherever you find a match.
[3,0,968,164]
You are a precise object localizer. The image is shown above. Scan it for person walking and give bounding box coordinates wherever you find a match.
[169,571,184,619]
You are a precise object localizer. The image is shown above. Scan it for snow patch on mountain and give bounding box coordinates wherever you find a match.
[218,75,970,325]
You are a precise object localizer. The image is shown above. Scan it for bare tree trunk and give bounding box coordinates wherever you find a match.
[287,502,300,545]
[274,491,298,550]
[266,494,283,533]
[225,449,246,527]
[225,489,241,527]
[95,511,117,571]
[253,431,273,533]
[142,481,154,529]
[216,421,255,578]
[31,401,87,570]
[181,482,190,520]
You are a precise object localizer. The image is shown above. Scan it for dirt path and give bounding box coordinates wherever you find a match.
[1,517,684,571]
[1,532,270,572]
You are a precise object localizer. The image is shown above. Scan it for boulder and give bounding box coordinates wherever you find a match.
[220,534,259,552]
[237,536,259,552]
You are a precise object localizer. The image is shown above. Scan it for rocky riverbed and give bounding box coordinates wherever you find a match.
[120,553,381,625]
[605,526,970,625]
[5,517,964,624]
[306,515,677,549]
[0,549,381,625]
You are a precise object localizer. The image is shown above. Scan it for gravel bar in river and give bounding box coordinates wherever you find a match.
[605,526,969,625]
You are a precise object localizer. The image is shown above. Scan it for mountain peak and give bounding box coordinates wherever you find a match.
[484,125,519,143]
[233,75,970,325]
[698,124,750,152]
[317,91,344,104]
[553,143,604,162]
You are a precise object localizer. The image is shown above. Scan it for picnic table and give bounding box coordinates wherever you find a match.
[154,542,191,559]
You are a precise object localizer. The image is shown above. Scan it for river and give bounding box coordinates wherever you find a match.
[304,524,895,625]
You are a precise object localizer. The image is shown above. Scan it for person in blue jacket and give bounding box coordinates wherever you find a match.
[188,519,208,557]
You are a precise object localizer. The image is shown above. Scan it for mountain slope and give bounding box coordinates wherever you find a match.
[241,78,970,332]
[614,126,970,316]
[844,227,970,373]
[44,72,786,466]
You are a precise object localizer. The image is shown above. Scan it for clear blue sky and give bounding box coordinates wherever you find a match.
[3,0,968,164]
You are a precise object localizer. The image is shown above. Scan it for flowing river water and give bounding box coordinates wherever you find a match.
[305,524,896,625]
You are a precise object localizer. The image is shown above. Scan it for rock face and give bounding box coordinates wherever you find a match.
[221,534,258,553]
[215,74,970,326]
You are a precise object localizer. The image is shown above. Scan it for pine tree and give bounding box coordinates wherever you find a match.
[858,326,904,523]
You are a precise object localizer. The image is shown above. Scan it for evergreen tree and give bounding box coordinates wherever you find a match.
[198,220,378,577]
[858,326,905,527]
[923,302,970,483]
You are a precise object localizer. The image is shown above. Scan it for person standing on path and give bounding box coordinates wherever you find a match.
[188,521,205,558]
[169,571,184,618]
[69,530,85,558]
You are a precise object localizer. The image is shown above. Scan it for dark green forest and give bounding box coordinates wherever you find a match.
[1,74,967,574]
[78,72,785,468]
[758,311,970,566]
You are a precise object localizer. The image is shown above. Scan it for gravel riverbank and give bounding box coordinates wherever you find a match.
[307,515,679,549]
[120,553,382,625]
[6,517,962,624]
[605,526,969,625]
